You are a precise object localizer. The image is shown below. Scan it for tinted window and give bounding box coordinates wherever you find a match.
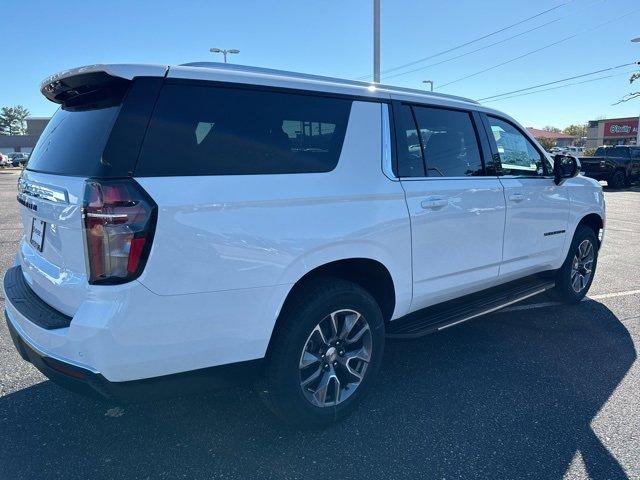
[487,116,550,176]
[412,106,483,177]
[595,147,606,156]
[610,147,630,158]
[631,147,640,159]
[26,78,162,178]
[26,106,120,176]
[396,104,425,177]
[135,84,352,176]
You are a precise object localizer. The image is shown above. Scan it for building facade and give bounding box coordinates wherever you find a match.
[526,128,577,148]
[586,116,639,148]
[0,117,50,154]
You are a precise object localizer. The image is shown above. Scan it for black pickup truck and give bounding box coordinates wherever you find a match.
[579,145,640,189]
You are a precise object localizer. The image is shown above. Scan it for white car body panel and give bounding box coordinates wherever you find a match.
[4,279,291,381]
[17,171,88,316]
[400,177,505,309]
[4,63,606,386]
[135,102,413,317]
[498,177,571,278]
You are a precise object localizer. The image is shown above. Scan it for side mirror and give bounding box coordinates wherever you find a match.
[553,154,580,185]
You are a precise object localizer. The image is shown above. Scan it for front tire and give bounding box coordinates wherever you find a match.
[553,225,599,304]
[609,170,626,189]
[258,278,385,427]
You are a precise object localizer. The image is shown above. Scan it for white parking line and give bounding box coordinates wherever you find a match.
[500,288,640,313]
[589,289,640,300]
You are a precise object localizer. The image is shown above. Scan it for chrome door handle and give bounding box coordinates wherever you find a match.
[509,192,525,202]
[421,197,447,209]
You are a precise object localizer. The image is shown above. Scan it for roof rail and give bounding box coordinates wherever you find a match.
[179,62,479,105]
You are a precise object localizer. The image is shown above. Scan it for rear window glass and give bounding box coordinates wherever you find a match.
[135,84,352,176]
[26,107,120,176]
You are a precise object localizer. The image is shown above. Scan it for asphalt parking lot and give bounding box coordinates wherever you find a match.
[0,168,638,480]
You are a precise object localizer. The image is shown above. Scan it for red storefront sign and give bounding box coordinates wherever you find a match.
[603,119,639,138]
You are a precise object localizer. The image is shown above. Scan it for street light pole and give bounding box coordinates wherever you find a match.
[422,80,434,92]
[373,0,380,83]
[632,37,640,145]
[209,48,240,63]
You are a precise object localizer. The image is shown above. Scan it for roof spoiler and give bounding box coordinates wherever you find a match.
[40,64,168,108]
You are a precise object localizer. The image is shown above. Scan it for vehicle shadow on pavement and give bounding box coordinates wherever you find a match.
[0,300,635,479]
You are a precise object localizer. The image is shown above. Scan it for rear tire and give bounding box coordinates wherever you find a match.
[258,278,385,427]
[552,225,599,304]
[609,170,626,189]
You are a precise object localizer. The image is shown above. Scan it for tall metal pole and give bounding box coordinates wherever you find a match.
[373,0,380,83]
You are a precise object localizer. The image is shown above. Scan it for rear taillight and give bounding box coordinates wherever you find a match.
[83,179,157,285]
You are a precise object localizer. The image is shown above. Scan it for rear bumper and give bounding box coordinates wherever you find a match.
[3,264,269,402]
[4,311,262,402]
[3,260,285,382]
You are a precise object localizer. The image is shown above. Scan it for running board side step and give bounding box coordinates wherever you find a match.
[387,276,556,339]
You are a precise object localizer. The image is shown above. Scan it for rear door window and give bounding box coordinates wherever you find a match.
[412,106,483,177]
[135,84,353,176]
[396,104,425,177]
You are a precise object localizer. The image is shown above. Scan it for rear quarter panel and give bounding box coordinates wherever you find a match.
[135,101,413,319]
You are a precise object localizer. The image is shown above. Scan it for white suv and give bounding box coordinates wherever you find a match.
[3,63,604,426]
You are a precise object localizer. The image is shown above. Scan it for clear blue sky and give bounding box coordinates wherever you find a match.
[1,0,638,128]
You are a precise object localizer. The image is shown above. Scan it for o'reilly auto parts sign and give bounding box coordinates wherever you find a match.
[604,119,639,138]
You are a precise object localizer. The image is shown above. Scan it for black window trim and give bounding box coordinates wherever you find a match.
[481,112,554,179]
[164,77,391,105]
[391,100,491,179]
[134,80,356,177]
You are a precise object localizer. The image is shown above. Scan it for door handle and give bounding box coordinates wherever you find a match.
[421,196,447,209]
[509,192,525,202]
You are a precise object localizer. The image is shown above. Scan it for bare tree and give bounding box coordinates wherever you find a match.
[613,72,640,105]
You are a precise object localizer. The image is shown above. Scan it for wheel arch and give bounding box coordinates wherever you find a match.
[267,258,398,354]
[577,212,604,245]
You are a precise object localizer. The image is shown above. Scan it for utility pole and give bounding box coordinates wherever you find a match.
[373,0,380,83]
[633,38,640,145]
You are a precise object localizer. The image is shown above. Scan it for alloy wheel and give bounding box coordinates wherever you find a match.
[571,239,595,293]
[298,309,372,407]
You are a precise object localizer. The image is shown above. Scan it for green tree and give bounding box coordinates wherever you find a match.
[538,137,556,152]
[563,124,587,137]
[563,124,587,146]
[0,105,30,135]
[542,126,561,133]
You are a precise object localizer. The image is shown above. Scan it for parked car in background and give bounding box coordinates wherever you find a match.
[7,153,29,167]
[562,146,585,156]
[580,145,640,189]
[3,63,605,427]
[0,153,12,167]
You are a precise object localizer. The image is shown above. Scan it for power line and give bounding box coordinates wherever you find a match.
[382,0,603,81]
[477,61,639,101]
[383,18,563,81]
[481,69,637,103]
[356,1,572,80]
[435,8,640,90]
